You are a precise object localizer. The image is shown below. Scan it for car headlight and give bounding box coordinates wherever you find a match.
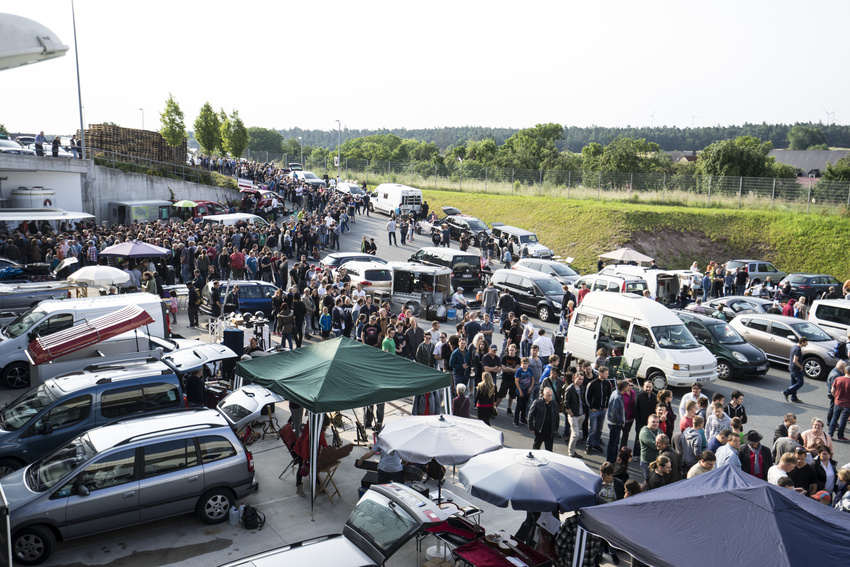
[733,351,748,363]
[553,301,562,309]
[673,364,689,371]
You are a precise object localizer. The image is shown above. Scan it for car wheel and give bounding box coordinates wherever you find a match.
[537,305,552,322]
[802,356,825,380]
[716,360,732,381]
[13,526,55,566]
[750,279,760,286]
[197,488,234,524]
[2,362,30,389]
[648,371,668,391]
[0,458,23,478]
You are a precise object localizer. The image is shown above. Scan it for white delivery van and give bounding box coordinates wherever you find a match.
[201,213,269,228]
[0,293,168,389]
[372,183,422,217]
[600,265,681,305]
[566,292,717,390]
[808,299,850,340]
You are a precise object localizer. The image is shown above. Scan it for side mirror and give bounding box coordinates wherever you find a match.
[41,422,54,435]
[27,332,36,343]
[265,292,273,298]
[77,485,90,497]
[788,335,797,342]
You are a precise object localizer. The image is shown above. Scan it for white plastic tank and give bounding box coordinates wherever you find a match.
[10,186,56,208]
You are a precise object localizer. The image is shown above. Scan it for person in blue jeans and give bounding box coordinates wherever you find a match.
[513,357,534,427]
[606,379,629,464]
[783,338,807,403]
[585,367,612,454]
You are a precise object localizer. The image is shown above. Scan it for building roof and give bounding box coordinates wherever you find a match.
[768,150,850,175]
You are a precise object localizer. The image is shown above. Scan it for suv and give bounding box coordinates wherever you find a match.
[200,280,278,317]
[808,299,850,340]
[490,224,553,259]
[705,296,773,320]
[724,259,787,286]
[729,314,838,380]
[675,310,769,380]
[489,268,563,322]
[290,170,327,188]
[513,259,580,287]
[321,253,388,270]
[3,397,274,565]
[779,274,844,304]
[434,207,492,247]
[337,261,393,294]
[408,247,483,290]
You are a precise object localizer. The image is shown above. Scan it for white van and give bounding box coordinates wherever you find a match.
[600,265,681,305]
[201,213,269,228]
[0,293,168,389]
[372,183,422,217]
[809,299,850,340]
[566,293,717,389]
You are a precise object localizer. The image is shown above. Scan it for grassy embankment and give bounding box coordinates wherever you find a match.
[419,190,850,281]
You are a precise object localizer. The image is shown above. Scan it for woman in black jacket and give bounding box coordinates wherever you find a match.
[812,444,839,495]
[646,455,671,490]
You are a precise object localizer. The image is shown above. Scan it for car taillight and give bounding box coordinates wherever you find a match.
[66,290,71,298]
[799,285,811,289]
[246,450,255,473]
[622,282,626,292]
[362,281,372,286]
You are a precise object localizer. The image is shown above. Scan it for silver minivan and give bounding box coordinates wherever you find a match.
[3,386,282,565]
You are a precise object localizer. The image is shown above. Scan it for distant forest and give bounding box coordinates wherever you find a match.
[277,123,850,153]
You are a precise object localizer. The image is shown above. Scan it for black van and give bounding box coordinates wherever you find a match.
[409,247,483,290]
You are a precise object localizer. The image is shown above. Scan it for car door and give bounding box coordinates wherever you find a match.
[506,274,534,313]
[215,385,286,431]
[765,321,795,361]
[23,394,94,463]
[63,448,139,538]
[138,438,203,522]
[736,317,771,352]
[623,322,653,373]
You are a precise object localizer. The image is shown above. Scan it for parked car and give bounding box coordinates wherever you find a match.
[675,310,769,380]
[705,296,774,319]
[0,258,57,283]
[320,253,388,270]
[724,259,787,286]
[200,280,278,317]
[0,140,36,156]
[290,170,327,188]
[422,207,492,247]
[808,299,850,340]
[489,268,563,322]
[729,314,838,380]
[513,258,580,287]
[3,390,279,565]
[336,261,393,294]
[570,274,648,297]
[408,247,484,291]
[0,282,80,318]
[490,224,553,259]
[600,265,681,305]
[778,274,844,304]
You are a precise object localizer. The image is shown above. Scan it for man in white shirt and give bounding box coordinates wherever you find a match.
[452,287,468,317]
[520,314,535,357]
[768,452,798,485]
[386,218,397,246]
[679,382,709,419]
[433,331,449,371]
[532,329,555,359]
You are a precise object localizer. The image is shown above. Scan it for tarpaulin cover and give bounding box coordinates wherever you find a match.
[235,336,451,413]
[578,465,850,567]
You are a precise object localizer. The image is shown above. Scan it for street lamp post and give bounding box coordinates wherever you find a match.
[335,120,341,183]
[139,108,144,130]
[458,157,463,191]
[71,0,85,158]
[299,136,303,165]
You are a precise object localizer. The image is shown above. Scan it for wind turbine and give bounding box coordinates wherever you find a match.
[824,108,838,126]
[690,111,700,128]
[648,108,657,128]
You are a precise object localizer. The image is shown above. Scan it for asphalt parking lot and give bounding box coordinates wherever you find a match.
[6,209,848,567]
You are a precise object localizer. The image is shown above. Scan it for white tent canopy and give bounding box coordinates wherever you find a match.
[599,247,654,265]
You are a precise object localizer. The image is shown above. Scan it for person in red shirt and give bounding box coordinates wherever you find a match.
[230,249,246,279]
[829,369,850,440]
[293,420,329,497]
[577,282,591,304]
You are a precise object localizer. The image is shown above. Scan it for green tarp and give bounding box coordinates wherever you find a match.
[234,337,452,413]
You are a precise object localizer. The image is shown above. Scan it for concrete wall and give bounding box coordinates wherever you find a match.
[85,166,239,222]
[0,154,239,223]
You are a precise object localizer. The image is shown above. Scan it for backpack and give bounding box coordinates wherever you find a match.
[833,341,848,360]
[241,504,265,530]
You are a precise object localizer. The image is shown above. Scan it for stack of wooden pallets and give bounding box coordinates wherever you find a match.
[78,124,187,164]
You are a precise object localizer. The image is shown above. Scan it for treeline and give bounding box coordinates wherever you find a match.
[272,123,850,153]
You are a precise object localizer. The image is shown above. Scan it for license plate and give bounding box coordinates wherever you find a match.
[757,364,768,371]
[696,377,708,383]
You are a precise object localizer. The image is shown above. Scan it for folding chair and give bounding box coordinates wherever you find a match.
[278,423,300,479]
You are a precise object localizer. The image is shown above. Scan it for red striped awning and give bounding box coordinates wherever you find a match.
[27,304,154,365]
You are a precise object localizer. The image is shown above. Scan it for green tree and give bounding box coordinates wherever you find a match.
[788,125,826,150]
[220,110,248,158]
[282,137,305,158]
[695,136,775,178]
[0,124,7,136]
[193,102,221,155]
[823,155,850,182]
[497,123,565,170]
[248,127,283,154]
[159,94,187,147]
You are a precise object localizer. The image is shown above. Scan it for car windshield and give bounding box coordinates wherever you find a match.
[519,234,539,244]
[466,220,488,231]
[625,281,648,294]
[0,140,21,149]
[347,493,418,552]
[537,278,564,295]
[303,173,319,180]
[551,264,578,277]
[0,384,58,431]
[791,322,833,342]
[707,323,746,345]
[364,269,393,282]
[3,306,48,338]
[28,435,97,492]
[651,324,700,349]
[350,187,365,195]
[452,257,479,270]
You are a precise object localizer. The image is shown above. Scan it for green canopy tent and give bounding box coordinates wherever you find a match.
[235,337,453,516]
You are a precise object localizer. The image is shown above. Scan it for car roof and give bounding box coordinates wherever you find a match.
[492,224,534,235]
[785,273,831,278]
[49,361,173,396]
[86,409,229,452]
[517,258,567,266]
[673,310,729,325]
[492,268,552,282]
[712,295,772,304]
[416,246,478,257]
[339,261,389,270]
[733,313,805,323]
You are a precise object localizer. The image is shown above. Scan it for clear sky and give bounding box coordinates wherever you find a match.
[2,0,847,137]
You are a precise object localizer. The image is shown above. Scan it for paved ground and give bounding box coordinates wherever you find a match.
[10,209,848,567]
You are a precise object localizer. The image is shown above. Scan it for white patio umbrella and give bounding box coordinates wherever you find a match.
[375,414,503,466]
[459,449,602,512]
[67,265,130,287]
[599,247,654,264]
[172,200,198,208]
